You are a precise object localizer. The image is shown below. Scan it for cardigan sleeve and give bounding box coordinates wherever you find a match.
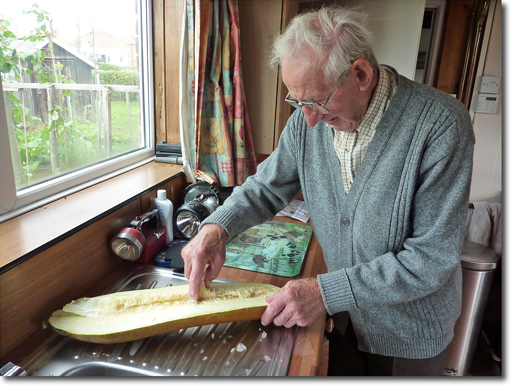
[201,112,303,243]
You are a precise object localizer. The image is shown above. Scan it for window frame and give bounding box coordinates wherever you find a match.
[0,0,155,223]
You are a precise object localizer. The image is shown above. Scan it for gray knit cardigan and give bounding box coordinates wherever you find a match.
[202,67,475,359]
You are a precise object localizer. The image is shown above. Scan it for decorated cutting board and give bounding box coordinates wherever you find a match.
[224,221,313,277]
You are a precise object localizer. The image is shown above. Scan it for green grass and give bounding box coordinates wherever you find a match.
[16,100,143,188]
[67,100,143,163]
[77,101,142,155]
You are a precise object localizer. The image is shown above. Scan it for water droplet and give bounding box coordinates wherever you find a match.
[130,339,145,356]
[236,343,247,352]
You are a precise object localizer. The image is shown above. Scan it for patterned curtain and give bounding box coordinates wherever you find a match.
[184,0,257,187]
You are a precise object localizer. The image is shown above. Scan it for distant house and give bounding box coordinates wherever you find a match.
[71,29,138,68]
[7,38,96,122]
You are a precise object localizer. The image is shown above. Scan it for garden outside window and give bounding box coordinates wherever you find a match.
[0,0,154,221]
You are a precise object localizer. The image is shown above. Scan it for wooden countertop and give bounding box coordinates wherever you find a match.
[4,216,327,377]
[218,215,328,377]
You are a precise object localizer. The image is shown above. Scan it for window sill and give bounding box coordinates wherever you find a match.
[0,161,184,274]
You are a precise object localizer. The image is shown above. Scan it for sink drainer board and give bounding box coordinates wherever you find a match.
[21,265,298,377]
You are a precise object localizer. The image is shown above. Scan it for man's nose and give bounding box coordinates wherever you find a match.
[302,107,323,127]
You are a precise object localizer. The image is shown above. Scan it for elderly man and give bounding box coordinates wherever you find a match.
[182,5,474,376]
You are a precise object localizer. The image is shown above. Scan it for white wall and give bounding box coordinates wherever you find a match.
[338,0,426,79]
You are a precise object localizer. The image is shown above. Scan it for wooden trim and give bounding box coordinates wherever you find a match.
[458,0,490,108]
[153,0,184,144]
[166,0,184,144]
[153,0,167,143]
[435,0,476,94]
[1,263,134,368]
[0,206,132,358]
[273,0,298,150]
[255,153,270,164]
[0,162,184,273]
[238,0,283,155]
[0,173,188,360]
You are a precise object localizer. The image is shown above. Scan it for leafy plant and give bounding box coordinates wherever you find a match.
[96,69,139,102]
[1,4,89,185]
[1,4,141,188]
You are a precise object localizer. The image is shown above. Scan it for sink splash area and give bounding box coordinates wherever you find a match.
[20,265,297,377]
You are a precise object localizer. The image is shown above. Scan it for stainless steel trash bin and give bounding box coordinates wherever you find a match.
[444,240,500,376]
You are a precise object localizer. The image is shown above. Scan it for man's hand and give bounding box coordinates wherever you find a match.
[181,224,227,301]
[261,278,326,328]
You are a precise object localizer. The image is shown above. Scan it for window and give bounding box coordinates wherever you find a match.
[0,0,154,220]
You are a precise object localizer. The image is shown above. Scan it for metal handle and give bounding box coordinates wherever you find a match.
[0,362,27,376]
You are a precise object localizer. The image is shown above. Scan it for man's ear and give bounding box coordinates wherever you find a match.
[351,58,374,92]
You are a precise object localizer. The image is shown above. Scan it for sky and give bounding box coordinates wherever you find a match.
[1,0,139,45]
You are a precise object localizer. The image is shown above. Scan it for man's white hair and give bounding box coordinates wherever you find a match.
[270,5,379,86]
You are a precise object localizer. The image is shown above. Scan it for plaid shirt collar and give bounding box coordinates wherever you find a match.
[354,65,397,137]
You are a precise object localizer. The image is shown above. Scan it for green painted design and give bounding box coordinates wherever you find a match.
[224,221,313,277]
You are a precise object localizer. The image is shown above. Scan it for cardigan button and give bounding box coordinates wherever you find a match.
[342,218,350,226]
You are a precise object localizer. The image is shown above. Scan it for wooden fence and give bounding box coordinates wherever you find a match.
[2,83,141,158]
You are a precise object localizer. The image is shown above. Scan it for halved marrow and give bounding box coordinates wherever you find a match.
[47,282,279,344]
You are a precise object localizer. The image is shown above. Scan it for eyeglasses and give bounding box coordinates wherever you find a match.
[285,74,345,115]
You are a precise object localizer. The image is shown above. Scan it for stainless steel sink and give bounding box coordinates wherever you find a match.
[20,265,297,377]
[62,362,161,376]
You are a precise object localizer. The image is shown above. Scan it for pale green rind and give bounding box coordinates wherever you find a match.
[47,282,279,343]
